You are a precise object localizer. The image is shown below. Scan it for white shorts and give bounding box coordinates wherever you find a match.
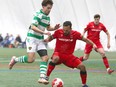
[26,37,47,52]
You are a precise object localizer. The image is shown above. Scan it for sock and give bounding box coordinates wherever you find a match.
[47,61,56,77]
[40,62,48,75]
[15,56,28,63]
[102,56,110,69]
[80,71,87,85]
[79,56,84,61]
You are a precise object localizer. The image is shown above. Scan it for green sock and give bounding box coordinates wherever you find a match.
[15,56,28,63]
[40,62,48,75]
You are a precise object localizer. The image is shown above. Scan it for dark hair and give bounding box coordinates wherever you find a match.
[94,14,100,18]
[42,0,53,6]
[63,21,72,28]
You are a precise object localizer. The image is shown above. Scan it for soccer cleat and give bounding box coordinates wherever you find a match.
[38,74,49,85]
[107,69,114,74]
[45,76,49,81]
[9,56,17,69]
[38,78,49,85]
[82,84,88,87]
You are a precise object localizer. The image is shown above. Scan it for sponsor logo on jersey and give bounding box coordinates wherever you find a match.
[28,47,32,50]
[91,29,101,32]
[58,38,73,42]
[41,19,50,24]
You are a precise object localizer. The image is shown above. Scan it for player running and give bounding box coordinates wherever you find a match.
[79,14,114,74]
[9,0,60,84]
[44,21,97,87]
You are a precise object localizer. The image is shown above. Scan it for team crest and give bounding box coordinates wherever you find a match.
[28,47,32,50]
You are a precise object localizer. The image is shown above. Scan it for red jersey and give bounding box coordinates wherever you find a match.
[52,29,82,54]
[85,22,107,41]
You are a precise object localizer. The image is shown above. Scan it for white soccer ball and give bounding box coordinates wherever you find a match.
[52,78,64,87]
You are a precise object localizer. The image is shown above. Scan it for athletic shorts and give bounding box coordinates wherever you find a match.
[26,37,47,52]
[52,52,81,68]
[84,40,103,54]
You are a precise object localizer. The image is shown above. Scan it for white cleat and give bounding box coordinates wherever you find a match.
[38,78,49,85]
[38,74,49,85]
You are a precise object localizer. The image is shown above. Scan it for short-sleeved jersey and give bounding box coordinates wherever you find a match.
[85,22,107,41]
[27,9,50,40]
[52,29,82,54]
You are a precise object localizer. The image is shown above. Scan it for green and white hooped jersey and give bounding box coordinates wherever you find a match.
[27,9,50,40]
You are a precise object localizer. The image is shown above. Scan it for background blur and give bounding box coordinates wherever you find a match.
[0,0,116,51]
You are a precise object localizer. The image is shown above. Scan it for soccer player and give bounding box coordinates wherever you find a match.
[44,21,97,87]
[79,14,114,74]
[8,0,60,84]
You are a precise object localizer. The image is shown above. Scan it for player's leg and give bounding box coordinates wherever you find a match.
[46,52,61,81]
[9,52,36,69]
[42,52,62,85]
[77,63,88,87]
[79,44,92,61]
[47,52,61,75]
[97,48,114,74]
[96,41,114,74]
[37,49,49,84]
[64,55,88,87]
[36,41,49,84]
[9,38,36,69]
[46,61,56,77]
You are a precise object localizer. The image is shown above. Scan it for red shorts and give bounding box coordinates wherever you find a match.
[84,40,103,54]
[52,52,81,68]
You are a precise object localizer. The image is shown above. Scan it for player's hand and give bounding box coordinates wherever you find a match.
[93,44,97,50]
[44,38,49,42]
[44,32,51,36]
[107,43,110,49]
[54,24,60,30]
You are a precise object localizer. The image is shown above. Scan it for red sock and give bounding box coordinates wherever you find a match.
[47,61,55,77]
[80,71,87,85]
[79,56,83,61]
[102,56,110,69]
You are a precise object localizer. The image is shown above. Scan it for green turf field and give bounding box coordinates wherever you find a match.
[0,48,116,87]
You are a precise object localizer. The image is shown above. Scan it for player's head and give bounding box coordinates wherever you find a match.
[94,14,100,25]
[63,21,72,36]
[41,0,53,15]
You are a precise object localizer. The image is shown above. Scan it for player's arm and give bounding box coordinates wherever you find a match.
[47,24,60,31]
[44,30,58,42]
[82,23,89,36]
[82,29,86,36]
[44,35,54,42]
[105,31,110,49]
[31,15,51,35]
[31,25,51,36]
[82,36,97,49]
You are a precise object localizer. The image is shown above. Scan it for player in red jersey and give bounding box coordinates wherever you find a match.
[79,14,114,74]
[44,21,97,87]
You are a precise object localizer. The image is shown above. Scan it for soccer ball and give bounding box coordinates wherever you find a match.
[52,78,64,87]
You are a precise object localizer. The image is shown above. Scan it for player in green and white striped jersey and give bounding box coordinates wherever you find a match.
[9,0,60,84]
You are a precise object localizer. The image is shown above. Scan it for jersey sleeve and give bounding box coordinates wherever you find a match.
[84,23,90,31]
[102,24,107,32]
[52,30,58,39]
[75,31,83,40]
[31,16,40,27]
